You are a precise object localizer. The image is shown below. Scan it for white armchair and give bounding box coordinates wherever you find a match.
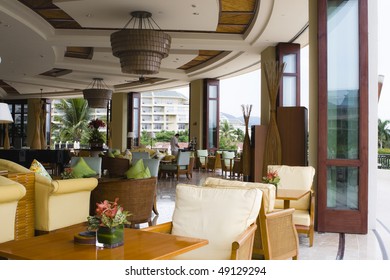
[268,165,316,246]
[203,177,299,260]
[0,176,26,243]
[143,183,262,260]
[0,159,98,233]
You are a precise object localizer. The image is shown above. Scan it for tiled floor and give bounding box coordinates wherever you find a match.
[148,168,390,260]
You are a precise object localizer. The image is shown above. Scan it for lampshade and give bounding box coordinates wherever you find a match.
[127,132,134,138]
[110,11,171,75]
[0,103,13,123]
[83,78,113,108]
[148,131,155,139]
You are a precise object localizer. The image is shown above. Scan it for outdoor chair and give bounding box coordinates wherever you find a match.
[206,151,222,172]
[196,149,208,170]
[159,151,193,180]
[142,183,262,260]
[268,165,316,247]
[221,151,235,178]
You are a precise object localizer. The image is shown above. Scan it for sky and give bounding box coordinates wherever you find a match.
[377,0,390,121]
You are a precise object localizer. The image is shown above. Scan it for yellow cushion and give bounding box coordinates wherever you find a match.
[29,159,52,180]
[293,210,311,226]
[71,157,97,178]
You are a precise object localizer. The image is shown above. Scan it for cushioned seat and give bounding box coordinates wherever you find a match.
[221,151,235,178]
[203,177,299,260]
[268,165,316,247]
[142,183,262,260]
[196,149,208,170]
[0,159,98,232]
[159,151,193,180]
[0,176,26,243]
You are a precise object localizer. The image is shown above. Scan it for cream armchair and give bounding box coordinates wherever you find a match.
[203,177,299,260]
[268,165,316,247]
[143,183,262,260]
[0,159,98,233]
[0,176,26,243]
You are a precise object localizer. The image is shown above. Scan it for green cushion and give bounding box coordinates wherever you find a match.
[134,167,151,179]
[125,159,145,179]
[30,159,52,180]
[107,152,115,158]
[71,157,97,178]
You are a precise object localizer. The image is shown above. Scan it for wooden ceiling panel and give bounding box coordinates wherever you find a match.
[216,25,246,33]
[0,80,19,95]
[219,13,253,25]
[221,0,257,12]
[65,47,94,59]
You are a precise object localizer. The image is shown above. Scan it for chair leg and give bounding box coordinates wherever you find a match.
[309,227,314,247]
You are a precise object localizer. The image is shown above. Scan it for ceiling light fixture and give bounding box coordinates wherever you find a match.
[82,78,112,108]
[110,11,171,75]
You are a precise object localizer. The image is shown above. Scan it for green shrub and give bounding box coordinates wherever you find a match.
[378,148,390,154]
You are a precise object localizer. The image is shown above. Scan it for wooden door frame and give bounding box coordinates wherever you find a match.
[317,0,368,234]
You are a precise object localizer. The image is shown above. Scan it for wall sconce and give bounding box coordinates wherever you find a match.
[0,103,14,149]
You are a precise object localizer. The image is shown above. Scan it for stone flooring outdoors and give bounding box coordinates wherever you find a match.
[147,167,390,260]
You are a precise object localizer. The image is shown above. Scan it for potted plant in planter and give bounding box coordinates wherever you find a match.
[87,198,131,248]
[88,118,106,150]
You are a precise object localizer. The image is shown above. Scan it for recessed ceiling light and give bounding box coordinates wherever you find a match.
[191,4,197,8]
[86,13,93,17]
[193,13,199,16]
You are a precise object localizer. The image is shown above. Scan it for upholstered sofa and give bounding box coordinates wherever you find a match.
[0,159,98,232]
[0,176,26,243]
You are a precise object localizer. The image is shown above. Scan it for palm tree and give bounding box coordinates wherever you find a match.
[219,120,237,149]
[51,98,91,144]
[378,119,390,149]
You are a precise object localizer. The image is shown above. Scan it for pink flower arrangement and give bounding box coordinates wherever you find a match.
[262,170,280,186]
[87,198,130,230]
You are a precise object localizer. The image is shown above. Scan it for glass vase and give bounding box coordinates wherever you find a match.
[96,224,124,248]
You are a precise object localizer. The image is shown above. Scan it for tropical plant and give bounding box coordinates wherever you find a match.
[378,119,390,149]
[219,120,238,150]
[87,198,131,230]
[88,118,106,144]
[51,98,91,144]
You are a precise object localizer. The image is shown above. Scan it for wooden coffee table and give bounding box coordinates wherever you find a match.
[0,225,208,260]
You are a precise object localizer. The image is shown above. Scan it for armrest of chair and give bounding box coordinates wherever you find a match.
[309,190,315,226]
[141,221,173,234]
[231,223,257,260]
[263,208,299,260]
[50,178,98,194]
[0,176,26,202]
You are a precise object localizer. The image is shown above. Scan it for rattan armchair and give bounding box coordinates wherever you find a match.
[159,151,194,180]
[203,177,299,260]
[90,177,157,228]
[196,149,208,170]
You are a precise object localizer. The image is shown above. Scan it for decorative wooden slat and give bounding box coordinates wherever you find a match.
[221,0,257,12]
[8,172,35,241]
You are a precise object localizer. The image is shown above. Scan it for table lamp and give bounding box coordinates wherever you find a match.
[0,103,14,149]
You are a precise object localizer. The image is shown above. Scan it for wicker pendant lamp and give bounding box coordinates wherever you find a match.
[110,11,171,75]
[83,78,113,108]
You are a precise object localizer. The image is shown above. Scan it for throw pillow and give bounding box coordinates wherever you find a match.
[30,159,52,180]
[71,157,97,178]
[107,151,115,158]
[125,159,145,179]
[134,167,151,179]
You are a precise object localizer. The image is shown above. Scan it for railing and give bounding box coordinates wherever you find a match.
[378,154,390,169]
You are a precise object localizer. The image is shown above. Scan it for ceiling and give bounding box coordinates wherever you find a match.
[0,0,308,99]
